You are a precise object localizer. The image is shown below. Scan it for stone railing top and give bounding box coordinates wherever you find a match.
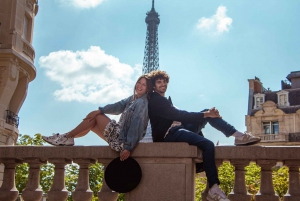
[0,143,198,161]
[1,144,300,163]
[214,145,300,161]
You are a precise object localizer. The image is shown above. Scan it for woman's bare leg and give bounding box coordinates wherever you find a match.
[90,115,110,140]
[66,118,96,138]
[64,111,110,138]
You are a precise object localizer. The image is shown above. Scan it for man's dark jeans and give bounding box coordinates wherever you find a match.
[164,110,237,188]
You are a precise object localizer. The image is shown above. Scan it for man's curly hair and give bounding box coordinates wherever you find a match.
[148,70,170,86]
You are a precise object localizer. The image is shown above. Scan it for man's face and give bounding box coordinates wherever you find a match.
[154,78,168,96]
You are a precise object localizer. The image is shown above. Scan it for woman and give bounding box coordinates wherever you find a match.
[43,74,153,161]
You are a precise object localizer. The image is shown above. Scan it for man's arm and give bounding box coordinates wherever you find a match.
[150,95,221,123]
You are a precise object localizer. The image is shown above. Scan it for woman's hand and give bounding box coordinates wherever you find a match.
[83,110,101,122]
[120,149,131,161]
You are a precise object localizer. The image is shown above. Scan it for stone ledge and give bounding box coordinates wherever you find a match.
[0,143,198,160]
[1,144,300,161]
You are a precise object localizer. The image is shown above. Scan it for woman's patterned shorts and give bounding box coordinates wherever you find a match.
[103,120,124,152]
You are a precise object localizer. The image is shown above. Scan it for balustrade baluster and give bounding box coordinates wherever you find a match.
[283,160,300,201]
[228,159,251,201]
[47,158,72,201]
[72,159,95,201]
[201,159,223,201]
[0,158,22,201]
[21,158,46,201]
[98,162,119,201]
[255,160,280,201]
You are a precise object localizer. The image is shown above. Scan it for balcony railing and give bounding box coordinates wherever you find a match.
[258,133,289,142]
[289,133,300,142]
[258,133,300,143]
[22,41,35,62]
[5,110,19,128]
[0,144,300,201]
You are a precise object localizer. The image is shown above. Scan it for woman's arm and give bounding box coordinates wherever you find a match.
[99,96,132,115]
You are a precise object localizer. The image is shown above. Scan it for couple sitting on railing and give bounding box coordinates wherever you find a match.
[43,70,261,201]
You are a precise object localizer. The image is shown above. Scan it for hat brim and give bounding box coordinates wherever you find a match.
[104,157,142,193]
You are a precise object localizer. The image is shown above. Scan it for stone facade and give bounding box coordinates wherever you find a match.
[246,71,300,145]
[0,0,38,184]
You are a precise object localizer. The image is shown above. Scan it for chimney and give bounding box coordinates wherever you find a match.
[287,71,300,89]
[248,77,263,93]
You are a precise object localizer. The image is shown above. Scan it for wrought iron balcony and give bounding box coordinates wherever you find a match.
[0,144,300,201]
[6,110,19,128]
[289,132,300,142]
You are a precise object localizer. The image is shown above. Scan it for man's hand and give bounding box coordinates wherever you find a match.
[203,107,222,118]
[120,150,131,161]
[83,110,101,122]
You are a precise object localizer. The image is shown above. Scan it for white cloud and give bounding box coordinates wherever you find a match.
[196,6,232,35]
[58,0,105,9]
[39,46,141,104]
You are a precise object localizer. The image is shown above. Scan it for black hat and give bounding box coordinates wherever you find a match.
[104,157,142,193]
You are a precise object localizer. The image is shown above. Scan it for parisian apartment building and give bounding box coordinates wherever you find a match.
[246,71,300,145]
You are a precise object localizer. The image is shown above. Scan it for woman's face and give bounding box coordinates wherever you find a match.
[135,77,147,97]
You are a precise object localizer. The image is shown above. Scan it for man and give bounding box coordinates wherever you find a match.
[148,70,260,201]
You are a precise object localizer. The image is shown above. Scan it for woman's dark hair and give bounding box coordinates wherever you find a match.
[133,74,153,100]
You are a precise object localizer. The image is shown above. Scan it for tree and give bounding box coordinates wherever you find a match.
[15,134,125,201]
[195,175,207,201]
[272,166,288,198]
[218,162,234,195]
[245,162,261,201]
[195,161,290,201]
[15,134,54,194]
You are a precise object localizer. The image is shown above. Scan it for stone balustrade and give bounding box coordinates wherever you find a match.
[258,133,289,142]
[0,143,299,201]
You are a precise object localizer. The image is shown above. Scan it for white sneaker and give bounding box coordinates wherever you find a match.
[234,132,261,146]
[206,185,230,201]
[42,133,60,145]
[53,135,74,146]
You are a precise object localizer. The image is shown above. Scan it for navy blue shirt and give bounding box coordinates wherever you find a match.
[148,92,205,142]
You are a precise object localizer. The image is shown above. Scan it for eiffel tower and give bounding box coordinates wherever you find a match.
[142,0,160,74]
[141,0,160,142]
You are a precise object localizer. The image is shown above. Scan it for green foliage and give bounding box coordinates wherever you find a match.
[15,134,125,201]
[15,162,29,192]
[65,163,79,201]
[117,193,125,201]
[245,162,261,200]
[273,166,288,198]
[16,133,44,146]
[39,162,55,192]
[195,162,289,201]
[218,162,234,195]
[89,162,104,201]
[195,175,207,201]
[15,133,50,193]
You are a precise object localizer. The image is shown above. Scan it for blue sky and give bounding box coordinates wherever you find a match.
[19,0,300,146]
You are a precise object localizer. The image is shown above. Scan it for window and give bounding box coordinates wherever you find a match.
[253,93,265,109]
[279,94,287,105]
[263,121,279,134]
[22,15,32,42]
[22,16,28,39]
[277,90,290,107]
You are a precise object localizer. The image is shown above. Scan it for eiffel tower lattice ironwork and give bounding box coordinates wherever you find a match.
[141,0,160,143]
[142,0,160,74]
